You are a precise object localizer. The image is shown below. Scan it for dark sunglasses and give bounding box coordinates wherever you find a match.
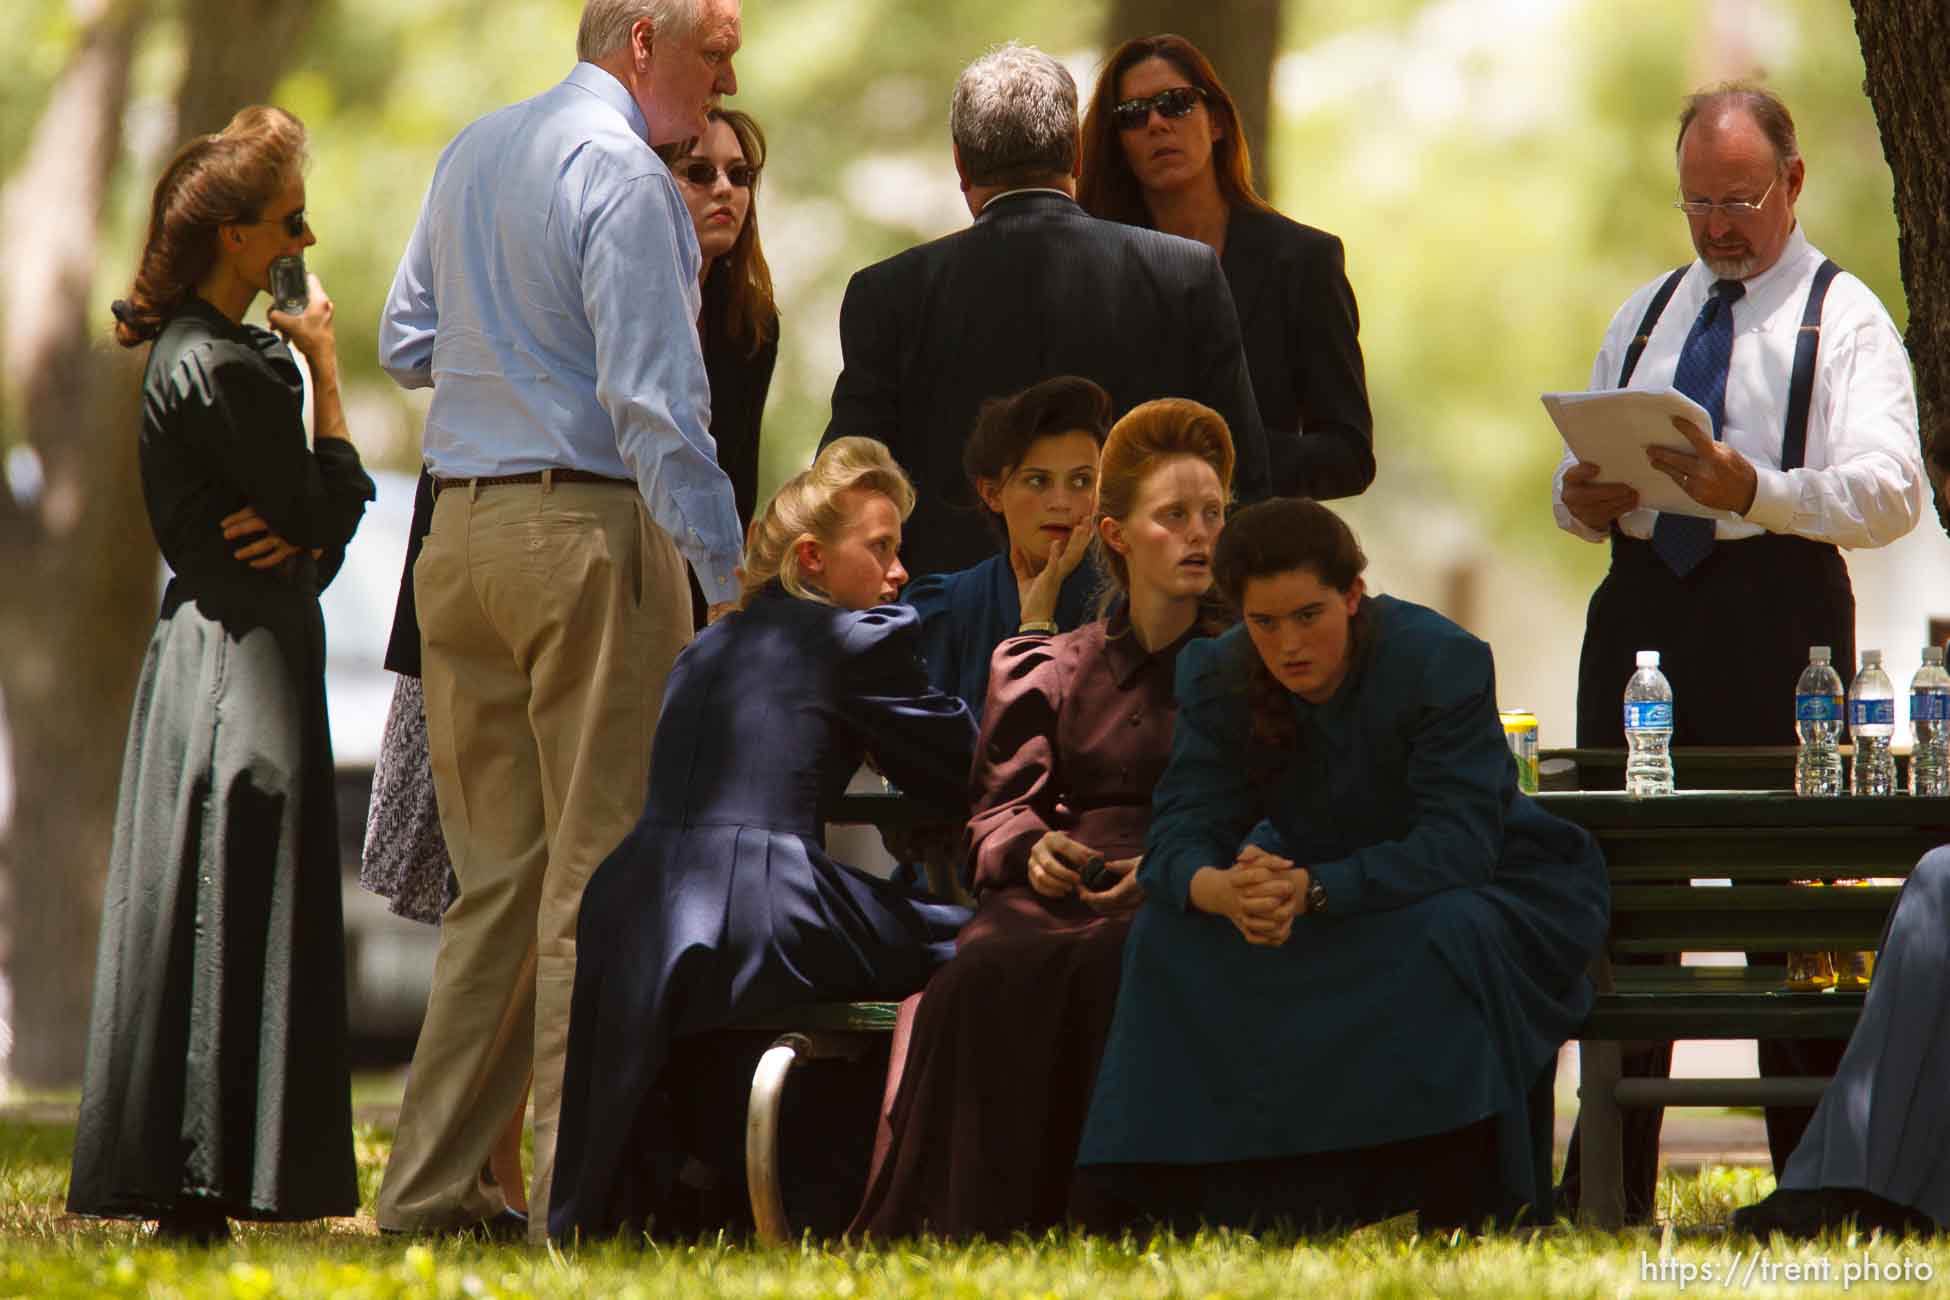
[676,160,758,189]
[1110,86,1206,132]
[252,208,307,239]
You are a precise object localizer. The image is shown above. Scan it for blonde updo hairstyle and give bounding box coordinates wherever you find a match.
[1090,398,1236,603]
[740,436,916,608]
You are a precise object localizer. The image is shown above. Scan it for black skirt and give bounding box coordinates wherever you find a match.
[67,583,358,1221]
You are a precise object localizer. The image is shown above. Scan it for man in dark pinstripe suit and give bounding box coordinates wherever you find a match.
[822,42,1269,580]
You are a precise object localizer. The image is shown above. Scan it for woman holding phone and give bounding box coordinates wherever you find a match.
[67,105,373,1242]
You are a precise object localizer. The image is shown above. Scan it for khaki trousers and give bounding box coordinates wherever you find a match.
[375,478,690,1241]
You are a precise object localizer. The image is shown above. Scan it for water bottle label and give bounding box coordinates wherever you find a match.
[1624,701,1672,729]
[1849,698,1895,727]
[1914,690,1950,722]
[1795,693,1840,722]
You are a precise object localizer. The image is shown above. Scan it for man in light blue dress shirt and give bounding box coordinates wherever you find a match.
[374,0,744,1243]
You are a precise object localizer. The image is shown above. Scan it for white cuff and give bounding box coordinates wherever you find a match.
[1742,464,1796,533]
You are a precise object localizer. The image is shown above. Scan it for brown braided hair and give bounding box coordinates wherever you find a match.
[112,105,308,347]
[1211,497,1369,754]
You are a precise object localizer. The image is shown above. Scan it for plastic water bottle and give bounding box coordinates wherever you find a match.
[1910,646,1950,796]
[1848,650,1897,796]
[1624,649,1675,796]
[1793,646,1845,796]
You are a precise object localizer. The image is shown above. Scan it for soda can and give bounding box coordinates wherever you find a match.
[1501,709,1539,794]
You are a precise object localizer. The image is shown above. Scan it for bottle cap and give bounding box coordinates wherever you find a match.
[1809,645,1831,663]
[1635,650,1660,668]
[1863,649,1883,666]
[1926,646,1945,665]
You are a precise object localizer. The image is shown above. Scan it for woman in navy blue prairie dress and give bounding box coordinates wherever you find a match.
[1075,498,1609,1233]
[548,438,977,1241]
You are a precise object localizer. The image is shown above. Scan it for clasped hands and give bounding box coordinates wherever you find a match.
[1189,845,1309,948]
[222,506,315,569]
[1561,416,1758,532]
[1025,830,1143,916]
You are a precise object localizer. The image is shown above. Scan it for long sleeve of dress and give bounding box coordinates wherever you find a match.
[839,605,979,810]
[1140,638,1264,912]
[963,635,1064,893]
[175,341,375,551]
[1305,631,1508,914]
[900,571,962,704]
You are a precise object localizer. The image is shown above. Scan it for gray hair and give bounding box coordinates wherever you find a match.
[577,0,699,63]
[950,42,1078,187]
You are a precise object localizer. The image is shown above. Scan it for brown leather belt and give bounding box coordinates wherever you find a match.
[431,468,634,497]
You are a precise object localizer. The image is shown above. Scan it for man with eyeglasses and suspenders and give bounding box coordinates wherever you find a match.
[1550,82,1925,1223]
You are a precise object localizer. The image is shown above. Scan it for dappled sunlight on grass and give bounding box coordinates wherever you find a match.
[0,1115,1944,1297]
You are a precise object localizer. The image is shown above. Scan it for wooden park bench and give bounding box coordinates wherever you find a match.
[1539,780,1950,1228]
[737,759,1950,1239]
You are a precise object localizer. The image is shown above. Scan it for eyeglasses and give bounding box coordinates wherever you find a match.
[1673,175,1776,219]
[675,160,758,189]
[1111,86,1206,133]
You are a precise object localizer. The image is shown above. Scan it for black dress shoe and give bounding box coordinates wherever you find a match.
[1733,1188,1936,1240]
[465,1208,531,1243]
[154,1200,232,1246]
[380,1207,529,1242]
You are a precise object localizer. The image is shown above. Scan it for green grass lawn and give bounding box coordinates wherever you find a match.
[2,1107,1945,1298]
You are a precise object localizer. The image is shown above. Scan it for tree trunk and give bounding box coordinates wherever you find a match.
[1850,0,1950,536]
[1103,0,1285,193]
[0,0,322,1089]
[0,0,153,1091]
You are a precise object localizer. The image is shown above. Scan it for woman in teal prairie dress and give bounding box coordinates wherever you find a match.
[1075,498,1609,1232]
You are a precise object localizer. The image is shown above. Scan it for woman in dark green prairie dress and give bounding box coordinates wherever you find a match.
[1076,498,1609,1233]
[67,106,373,1242]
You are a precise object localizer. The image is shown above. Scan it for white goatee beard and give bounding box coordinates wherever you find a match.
[1701,252,1757,281]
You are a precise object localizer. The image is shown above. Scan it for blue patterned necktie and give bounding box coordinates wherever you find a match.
[1651,277,1746,577]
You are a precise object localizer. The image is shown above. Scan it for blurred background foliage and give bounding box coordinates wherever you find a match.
[0,0,1901,589]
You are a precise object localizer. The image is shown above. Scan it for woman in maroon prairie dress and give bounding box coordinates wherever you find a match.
[852,398,1236,1238]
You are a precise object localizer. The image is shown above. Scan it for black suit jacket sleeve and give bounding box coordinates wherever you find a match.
[1189,250,1272,504]
[1224,211,1374,500]
[822,265,902,458]
[1284,231,1373,498]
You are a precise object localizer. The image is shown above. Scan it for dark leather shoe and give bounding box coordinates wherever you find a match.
[1733,1188,1935,1240]
[465,1208,531,1243]
[154,1202,232,1246]
[380,1207,529,1243]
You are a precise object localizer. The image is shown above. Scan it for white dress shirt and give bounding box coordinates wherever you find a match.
[1552,225,1923,550]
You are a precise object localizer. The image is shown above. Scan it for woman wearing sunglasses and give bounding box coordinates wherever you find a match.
[660,107,778,536]
[1079,35,1375,503]
[69,106,373,1242]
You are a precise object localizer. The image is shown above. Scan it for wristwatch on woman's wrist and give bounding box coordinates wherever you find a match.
[1304,872,1328,914]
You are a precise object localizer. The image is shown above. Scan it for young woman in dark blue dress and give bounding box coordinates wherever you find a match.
[549,438,977,1241]
[1076,498,1608,1233]
[902,375,1109,721]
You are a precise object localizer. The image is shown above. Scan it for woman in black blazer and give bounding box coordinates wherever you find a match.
[1079,35,1375,501]
[661,107,778,533]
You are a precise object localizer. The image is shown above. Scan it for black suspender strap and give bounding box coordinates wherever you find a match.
[1780,258,1842,472]
[1616,267,1689,387]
